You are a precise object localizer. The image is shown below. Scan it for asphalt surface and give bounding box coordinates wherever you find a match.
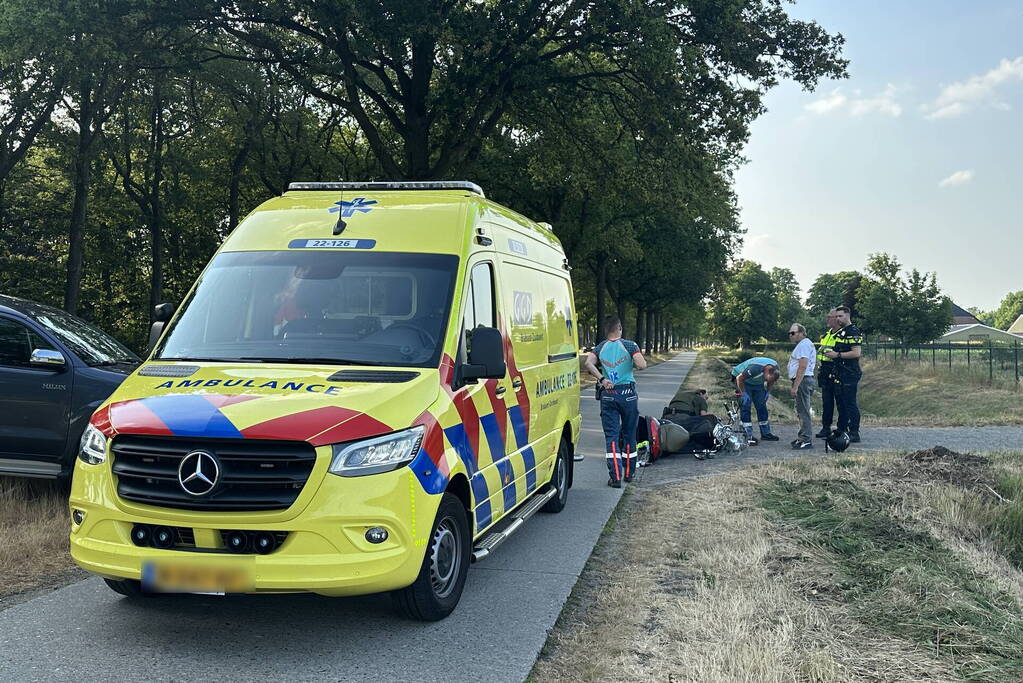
[0,352,697,683]
[638,404,1023,488]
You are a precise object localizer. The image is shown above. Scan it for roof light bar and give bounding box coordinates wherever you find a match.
[286,181,485,197]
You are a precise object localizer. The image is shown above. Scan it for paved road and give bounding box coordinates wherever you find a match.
[639,411,1023,488]
[0,353,697,683]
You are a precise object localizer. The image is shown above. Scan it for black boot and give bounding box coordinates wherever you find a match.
[848,431,861,443]
[815,427,830,438]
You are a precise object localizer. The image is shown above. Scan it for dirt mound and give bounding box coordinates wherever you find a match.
[905,446,989,467]
[888,446,994,496]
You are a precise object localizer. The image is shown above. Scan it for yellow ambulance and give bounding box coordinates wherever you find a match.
[69,181,581,620]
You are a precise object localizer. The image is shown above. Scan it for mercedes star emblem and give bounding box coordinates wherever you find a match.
[178,450,221,496]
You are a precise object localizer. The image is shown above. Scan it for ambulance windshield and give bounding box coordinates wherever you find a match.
[156,250,458,368]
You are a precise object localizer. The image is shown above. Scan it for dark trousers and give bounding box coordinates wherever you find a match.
[600,383,639,480]
[739,385,772,437]
[836,380,860,434]
[818,369,836,428]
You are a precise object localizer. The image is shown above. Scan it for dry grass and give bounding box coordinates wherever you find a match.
[533,450,1023,682]
[0,477,75,598]
[856,360,1023,426]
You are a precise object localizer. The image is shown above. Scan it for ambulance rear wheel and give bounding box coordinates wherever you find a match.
[392,493,469,621]
[541,439,570,513]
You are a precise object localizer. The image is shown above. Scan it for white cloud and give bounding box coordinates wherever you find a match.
[745,233,771,249]
[925,56,1023,119]
[938,170,975,188]
[804,84,901,118]
[805,90,847,114]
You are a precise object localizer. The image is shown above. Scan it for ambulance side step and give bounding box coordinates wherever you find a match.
[471,487,558,563]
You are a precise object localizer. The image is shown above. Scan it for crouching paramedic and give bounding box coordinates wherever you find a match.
[584,316,647,487]
[731,357,781,443]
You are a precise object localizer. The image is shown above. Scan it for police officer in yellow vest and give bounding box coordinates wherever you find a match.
[815,309,841,438]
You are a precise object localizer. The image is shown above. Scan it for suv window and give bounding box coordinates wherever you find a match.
[0,318,56,368]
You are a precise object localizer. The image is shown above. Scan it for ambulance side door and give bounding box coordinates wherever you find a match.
[457,258,516,532]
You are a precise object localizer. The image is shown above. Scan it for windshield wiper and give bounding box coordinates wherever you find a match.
[90,360,137,367]
[157,356,264,363]
[238,357,388,366]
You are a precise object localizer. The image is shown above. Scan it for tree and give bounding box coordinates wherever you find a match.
[769,267,805,340]
[856,254,904,339]
[967,306,995,327]
[990,291,1023,330]
[711,261,779,347]
[901,270,951,344]
[857,253,951,343]
[806,270,861,319]
[200,0,847,179]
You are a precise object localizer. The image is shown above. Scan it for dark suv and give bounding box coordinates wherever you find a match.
[0,294,139,481]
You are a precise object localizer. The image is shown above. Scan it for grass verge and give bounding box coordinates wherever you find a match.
[856,360,1023,426]
[0,477,76,600]
[532,449,1023,681]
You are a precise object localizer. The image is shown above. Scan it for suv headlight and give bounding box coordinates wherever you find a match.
[79,424,108,465]
[329,426,424,477]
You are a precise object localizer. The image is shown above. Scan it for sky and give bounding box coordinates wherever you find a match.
[735,0,1022,313]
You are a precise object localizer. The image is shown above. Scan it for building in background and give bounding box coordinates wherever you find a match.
[940,323,1023,344]
[950,303,982,326]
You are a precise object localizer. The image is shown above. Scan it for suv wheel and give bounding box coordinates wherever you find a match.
[392,492,470,621]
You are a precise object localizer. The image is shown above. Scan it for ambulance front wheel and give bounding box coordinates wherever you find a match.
[392,492,470,621]
[541,438,570,513]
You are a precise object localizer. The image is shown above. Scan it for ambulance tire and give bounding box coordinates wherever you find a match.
[541,439,570,513]
[392,493,470,621]
[103,578,147,597]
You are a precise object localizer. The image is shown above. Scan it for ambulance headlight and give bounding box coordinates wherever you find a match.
[329,426,424,477]
[78,424,108,465]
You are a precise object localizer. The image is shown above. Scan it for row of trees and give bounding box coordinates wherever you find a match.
[0,1,847,352]
[970,292,1023,331]
[710,253,953,346]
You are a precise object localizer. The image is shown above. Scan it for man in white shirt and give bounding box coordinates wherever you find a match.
[788,323,817,450]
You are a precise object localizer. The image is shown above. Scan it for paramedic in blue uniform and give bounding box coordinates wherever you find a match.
[584,316,647,488]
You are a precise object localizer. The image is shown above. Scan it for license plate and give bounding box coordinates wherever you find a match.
[142,560,254,594]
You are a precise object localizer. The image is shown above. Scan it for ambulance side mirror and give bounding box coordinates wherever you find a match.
[147,302,176,353]
[462,327,506,382]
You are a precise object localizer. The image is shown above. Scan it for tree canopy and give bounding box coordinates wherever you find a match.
[0,0,848,352]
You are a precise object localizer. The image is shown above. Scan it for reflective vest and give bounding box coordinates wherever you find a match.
[817,330,837,364]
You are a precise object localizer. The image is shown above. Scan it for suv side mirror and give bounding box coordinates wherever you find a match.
[29,348,66,368]
[148,302,176,352]
[462,327,506,382]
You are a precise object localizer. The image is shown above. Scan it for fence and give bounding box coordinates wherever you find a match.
[863,340,1021,387]
[745,339,1022,389]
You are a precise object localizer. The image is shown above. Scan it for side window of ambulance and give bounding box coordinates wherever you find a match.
[464,263,495,333]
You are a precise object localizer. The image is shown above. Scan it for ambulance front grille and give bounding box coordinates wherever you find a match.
[111,435,317,511]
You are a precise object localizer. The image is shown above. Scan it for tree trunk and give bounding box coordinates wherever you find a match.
[64,76,95,315]
[148,79,165,319]
[645,309,654,355]
[616,298,627,337]
[595,255,607,340]
[635,305,645,351]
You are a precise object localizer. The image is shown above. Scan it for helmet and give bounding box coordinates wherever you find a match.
[659,422,690,453]
[825,430,851,453]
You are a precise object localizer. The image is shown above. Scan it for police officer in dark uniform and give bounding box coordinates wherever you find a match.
[815,310,841,438]
[822,305,863,443]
